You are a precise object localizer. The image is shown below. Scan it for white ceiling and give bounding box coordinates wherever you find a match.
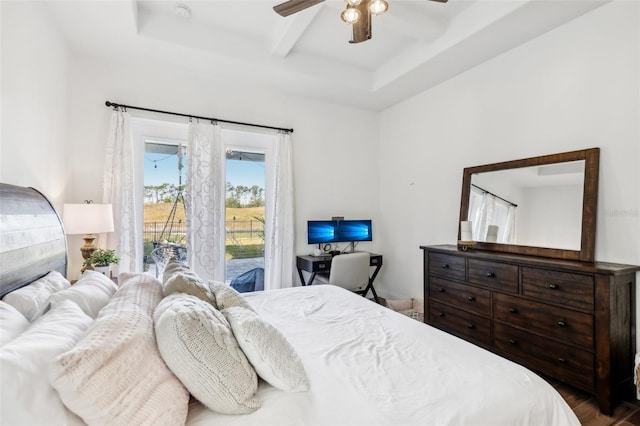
[44,0,610,111]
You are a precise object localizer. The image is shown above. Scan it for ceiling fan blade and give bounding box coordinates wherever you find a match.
[273,0,325,17]
[349,3,371,44]
[428,0,448,2]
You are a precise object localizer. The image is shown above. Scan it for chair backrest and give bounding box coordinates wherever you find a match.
[329,252,370,291]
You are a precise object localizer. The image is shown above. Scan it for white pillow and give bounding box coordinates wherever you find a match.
[223,306,310,392]
[2,271,70,321]
[162,260,188,283]
[162,266,214,303]
[209,281,254,311]
[50,273,189,425]
[0,300,92,426]
[0,301,30,346]
[47,270,118,318]
[154,293,260,414]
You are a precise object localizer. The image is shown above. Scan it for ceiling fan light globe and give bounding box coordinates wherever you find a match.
[341,7,360,24]
[368,0,388,15]
[345,0,362,5]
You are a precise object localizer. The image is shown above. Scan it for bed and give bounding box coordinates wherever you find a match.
[0,183,580,425]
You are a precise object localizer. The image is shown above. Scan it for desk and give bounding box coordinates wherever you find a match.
[296,253,383,301]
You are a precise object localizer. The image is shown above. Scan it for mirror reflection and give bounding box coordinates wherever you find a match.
[468,160,585,250]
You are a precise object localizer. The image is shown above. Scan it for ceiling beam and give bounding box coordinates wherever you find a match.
[271,6,323,57]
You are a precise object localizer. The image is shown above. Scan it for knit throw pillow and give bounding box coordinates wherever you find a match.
[209,281,254,311]
[154,293,260,414]
[162,260,215,305]
[223,305,310,392]
[50,273,189,425]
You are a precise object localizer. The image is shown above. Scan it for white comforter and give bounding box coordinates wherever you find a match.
[187,285,579,426]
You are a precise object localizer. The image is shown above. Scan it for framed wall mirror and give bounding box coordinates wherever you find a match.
[458,148,599,262]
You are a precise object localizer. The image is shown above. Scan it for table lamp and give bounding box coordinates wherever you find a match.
[62,202,115,267]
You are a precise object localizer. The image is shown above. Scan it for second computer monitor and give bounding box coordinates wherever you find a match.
[338,219,372,242]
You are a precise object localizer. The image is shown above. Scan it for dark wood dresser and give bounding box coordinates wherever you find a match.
[421,244,639,415]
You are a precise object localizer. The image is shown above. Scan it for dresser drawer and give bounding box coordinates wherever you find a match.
[494,323,594,390]
[429,277,491,317]
[468,259,518,293]
[429,300,491,346]
[429,253,466,281]
[493,293,593,348]
[522,267,594,311]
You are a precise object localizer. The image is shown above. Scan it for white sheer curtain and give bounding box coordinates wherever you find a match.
[501,205,517,243]
[185,121,226,282]
[103,109,141,273]
[471,192,495,241]
[264,131,295,290]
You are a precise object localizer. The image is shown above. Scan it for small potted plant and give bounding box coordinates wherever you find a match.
[83,248,120,276]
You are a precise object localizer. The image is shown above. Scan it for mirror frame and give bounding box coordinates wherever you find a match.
[458,148,600,262]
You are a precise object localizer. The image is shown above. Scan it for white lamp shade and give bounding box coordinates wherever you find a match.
[62,203,114,235]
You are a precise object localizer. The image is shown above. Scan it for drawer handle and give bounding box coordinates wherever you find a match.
[437,312,445,317]
[557,320,567,327]
[508,308,518,314]
[548,283,559,289]
[508,338,518,345]
[467,296,475,301]
[485,272,495,278]
[441,264,450,269]
[467,323,475,329]
[438,287,446,293]
[558,358,566,364]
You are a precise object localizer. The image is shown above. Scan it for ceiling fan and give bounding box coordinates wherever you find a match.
[273,0,448,44]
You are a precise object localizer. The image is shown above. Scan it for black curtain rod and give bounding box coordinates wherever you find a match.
[105,101,293,133]
[472,184,518,207]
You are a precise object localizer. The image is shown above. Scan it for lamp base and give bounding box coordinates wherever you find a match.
[80,233,97,272]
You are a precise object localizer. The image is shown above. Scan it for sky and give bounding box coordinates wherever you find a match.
[144,153,265,188]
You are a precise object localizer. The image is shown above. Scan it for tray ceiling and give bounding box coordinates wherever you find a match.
[44,0,610,110]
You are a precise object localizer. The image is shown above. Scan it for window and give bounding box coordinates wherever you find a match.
[132,118,276,285]
[225,148,265,283]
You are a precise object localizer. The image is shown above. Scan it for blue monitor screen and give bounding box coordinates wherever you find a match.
[307,219,373,244]
[337,220,373,242]
[307,220,339,244]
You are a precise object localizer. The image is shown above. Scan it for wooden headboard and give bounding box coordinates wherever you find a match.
[0,183,67,298]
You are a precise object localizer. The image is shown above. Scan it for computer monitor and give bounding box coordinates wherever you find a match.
[307,219,373,245]
[307,220,339,244]
[337,220,372,242]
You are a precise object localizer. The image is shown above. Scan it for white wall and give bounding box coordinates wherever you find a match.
[377,1,639,304]
[518,184,583,249]
[0,1,70,208]
[63,54,381,277]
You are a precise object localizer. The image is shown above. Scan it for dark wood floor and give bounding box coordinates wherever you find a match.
[546,379,640,425]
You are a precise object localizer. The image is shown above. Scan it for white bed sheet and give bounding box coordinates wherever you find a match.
[187,285,580,426]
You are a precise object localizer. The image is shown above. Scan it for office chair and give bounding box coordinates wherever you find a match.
[315,252,379,303]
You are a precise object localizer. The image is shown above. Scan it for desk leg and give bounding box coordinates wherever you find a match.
[370,264,382,284]
[367,284,380,304]
[297,267,307,286]
[307,273,317,285]
[297,268,318,286]
[368,264,382,304]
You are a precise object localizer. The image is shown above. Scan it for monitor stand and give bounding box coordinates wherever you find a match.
[347,241,355,253]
